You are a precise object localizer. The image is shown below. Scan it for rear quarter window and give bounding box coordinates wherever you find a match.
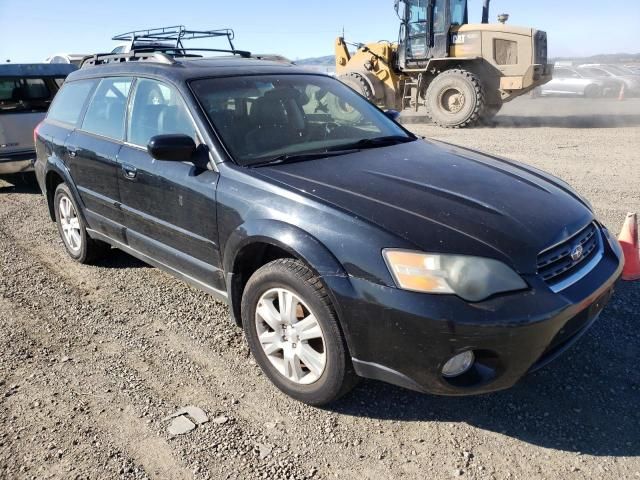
[47,79,97,126]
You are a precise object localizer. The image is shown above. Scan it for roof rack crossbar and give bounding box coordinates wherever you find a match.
[112,25,237,51]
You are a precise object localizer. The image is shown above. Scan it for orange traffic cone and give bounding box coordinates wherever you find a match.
[618,82,626,101]
[618,213,640,281]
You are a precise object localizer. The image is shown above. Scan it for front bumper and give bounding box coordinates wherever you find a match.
[339,227,623,396]
[0,151,36,174]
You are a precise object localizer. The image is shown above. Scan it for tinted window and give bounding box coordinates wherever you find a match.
[0,77,55,114]
[81,77,132,140]
[581,68,609,77]
[127,78,197,147]
[191,75,410,166]
[47,79,97,124]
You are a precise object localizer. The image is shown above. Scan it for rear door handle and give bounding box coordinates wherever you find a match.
[121,164,137,180]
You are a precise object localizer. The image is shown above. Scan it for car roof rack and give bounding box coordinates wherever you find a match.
[111,25,249,56]
[81,51,177,68]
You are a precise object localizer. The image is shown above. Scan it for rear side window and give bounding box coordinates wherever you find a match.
[81,77,133,140]
[47,79,97,125]
[1,77,54,114]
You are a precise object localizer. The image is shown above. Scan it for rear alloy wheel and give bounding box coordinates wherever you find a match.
[242,258,357,405]
[54,183,109,264]
[425,69,485,128]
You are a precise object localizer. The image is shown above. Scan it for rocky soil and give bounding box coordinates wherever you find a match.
[1,97,639,479]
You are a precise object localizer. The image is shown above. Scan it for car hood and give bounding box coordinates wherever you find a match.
[253,139,594,274]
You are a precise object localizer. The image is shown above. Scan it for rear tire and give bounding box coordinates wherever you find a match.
[53,183,110,264]
[242,258,358,405]
[425,69,485,128]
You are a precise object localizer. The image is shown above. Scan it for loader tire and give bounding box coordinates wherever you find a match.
[425,69,485,128]
[332,73,375,122]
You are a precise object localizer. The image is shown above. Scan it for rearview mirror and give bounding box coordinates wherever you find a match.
[384,109,401,121]
[147,134,196,162]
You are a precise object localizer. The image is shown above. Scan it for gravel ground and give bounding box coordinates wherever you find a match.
[1,97,639,480]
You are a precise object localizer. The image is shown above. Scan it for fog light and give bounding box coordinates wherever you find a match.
[442,351,475,378]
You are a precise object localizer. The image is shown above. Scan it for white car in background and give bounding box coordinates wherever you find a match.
[45,53,90,67]
[537,66,618,98]
[0,63,76,175]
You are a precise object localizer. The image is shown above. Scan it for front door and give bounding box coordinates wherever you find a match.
[117,77,224,291]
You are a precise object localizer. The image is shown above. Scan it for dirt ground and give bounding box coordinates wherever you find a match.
[1,97,639,480]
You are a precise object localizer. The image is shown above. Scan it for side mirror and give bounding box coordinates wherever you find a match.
[147,134,196,162]
[384,109,401,121]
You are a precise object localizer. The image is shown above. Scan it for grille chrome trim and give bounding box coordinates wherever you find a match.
[537,223,604,292]
[548,239,603,293]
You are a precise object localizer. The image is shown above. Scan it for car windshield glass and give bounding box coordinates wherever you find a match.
[191,74,413,166]
[0,77,53,114]
[602,65,627,75]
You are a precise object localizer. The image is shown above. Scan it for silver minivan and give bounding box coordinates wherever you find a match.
[0,63,76,174]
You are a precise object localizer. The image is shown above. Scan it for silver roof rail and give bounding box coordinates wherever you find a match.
[81,51,176,68]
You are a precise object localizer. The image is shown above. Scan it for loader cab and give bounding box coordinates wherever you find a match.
[396,0,469,69]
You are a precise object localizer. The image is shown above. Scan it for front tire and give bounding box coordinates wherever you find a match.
[242,258,357,405]
[584,84,602,98]
[54,183,109,264]
[425,69,485,128]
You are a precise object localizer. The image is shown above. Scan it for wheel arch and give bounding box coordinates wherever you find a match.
[44,162,84,223]
[223,220,352,334]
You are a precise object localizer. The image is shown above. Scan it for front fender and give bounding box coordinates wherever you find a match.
[223,219,360,356]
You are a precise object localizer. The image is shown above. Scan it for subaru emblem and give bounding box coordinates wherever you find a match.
[570,245,584,262]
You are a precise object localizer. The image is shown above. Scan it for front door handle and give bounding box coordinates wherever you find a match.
[121,164,137,180]
[67,148,77,158]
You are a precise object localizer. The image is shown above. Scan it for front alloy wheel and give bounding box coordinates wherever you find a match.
[255,287,327,385]
[242,258,358,405]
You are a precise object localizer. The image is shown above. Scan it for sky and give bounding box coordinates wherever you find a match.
[1,0,638,63]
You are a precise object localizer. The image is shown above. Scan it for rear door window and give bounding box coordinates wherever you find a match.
[81,77,133,140]
[47,79,97,125]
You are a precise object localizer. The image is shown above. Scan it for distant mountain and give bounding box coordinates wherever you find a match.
[551,53,640,64]
[297,52,640,66]
[295,55,336,66]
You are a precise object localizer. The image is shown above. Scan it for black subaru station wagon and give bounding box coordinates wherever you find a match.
[34,51,623,405]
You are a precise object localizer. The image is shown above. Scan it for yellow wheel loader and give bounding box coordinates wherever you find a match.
[335,0,552,128]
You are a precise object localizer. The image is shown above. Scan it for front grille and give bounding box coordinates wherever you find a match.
[537,223,601,287]
[534,30,548,65]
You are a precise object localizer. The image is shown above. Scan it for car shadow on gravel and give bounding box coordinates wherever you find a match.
[331,281,640,458]
[0,174,41,194]
[94,249,151,269]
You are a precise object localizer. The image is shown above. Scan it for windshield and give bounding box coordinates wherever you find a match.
[602,65,629,76]
[0,77,60,114]
[191,75,412,166]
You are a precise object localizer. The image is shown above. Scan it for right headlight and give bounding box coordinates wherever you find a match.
[383,249,527,302]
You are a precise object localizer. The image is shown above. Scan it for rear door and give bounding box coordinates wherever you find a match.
[64,77,133,242]
[117,77,223,290]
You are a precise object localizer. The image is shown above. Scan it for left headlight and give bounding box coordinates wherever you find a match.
[383,249,527,302]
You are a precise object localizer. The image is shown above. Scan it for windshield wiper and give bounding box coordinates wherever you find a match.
[326,135,416,152]
[248,149,360,168]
